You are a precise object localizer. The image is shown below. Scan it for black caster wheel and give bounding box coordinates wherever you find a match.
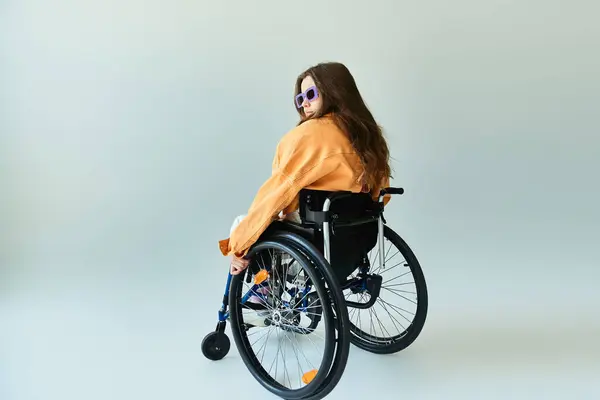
[202,331,230,361]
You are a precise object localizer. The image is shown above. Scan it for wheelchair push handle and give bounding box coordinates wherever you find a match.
[325,186,404,205]
[380,186,404,196]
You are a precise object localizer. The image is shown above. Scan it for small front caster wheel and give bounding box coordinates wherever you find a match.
[201,331,230,361]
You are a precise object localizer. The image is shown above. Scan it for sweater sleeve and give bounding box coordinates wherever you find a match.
[218,133,340,258]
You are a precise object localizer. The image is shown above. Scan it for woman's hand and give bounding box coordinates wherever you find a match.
[230,255,250,275]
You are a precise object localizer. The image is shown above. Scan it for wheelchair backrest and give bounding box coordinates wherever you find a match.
[299,189,379,222]
[298,189,380,280]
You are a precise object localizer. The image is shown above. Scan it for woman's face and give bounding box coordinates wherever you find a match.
[296,75,323,117]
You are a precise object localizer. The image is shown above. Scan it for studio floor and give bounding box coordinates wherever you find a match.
[2,255,598,400]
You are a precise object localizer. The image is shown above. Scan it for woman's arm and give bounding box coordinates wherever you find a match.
[219,132,341,259]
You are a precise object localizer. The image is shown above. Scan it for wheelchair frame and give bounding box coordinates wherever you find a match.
[202,186,425,400]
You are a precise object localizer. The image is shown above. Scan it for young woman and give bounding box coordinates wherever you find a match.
[219,61,392,275]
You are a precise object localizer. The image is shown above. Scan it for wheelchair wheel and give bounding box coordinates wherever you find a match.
[343,225,428,354]
[201,331,230,361]
[228,238,348,400]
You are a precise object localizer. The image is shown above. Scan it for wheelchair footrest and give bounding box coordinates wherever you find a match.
[366,274,382,298]
[346,274,382,310]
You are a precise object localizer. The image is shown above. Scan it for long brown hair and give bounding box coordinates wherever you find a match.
[294,62,391,189]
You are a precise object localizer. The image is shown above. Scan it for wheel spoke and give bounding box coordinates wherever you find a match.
[343,225,426,353]
[229,243,338,393]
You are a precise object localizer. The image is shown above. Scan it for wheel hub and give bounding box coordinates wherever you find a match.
[272,311,282,325]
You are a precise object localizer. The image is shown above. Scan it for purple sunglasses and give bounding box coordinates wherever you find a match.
[295,85,319,108]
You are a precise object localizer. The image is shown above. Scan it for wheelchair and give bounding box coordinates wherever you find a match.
[202,187,428,399]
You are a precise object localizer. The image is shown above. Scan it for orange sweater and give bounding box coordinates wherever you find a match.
[218,115,391,257]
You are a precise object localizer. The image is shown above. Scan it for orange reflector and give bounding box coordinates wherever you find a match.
[302,369,318,384]
[254,269,268,285]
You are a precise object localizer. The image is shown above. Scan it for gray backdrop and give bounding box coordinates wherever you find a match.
[2,0,598,399]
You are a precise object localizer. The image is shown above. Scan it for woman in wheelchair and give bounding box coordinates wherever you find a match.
[203,62,428,400]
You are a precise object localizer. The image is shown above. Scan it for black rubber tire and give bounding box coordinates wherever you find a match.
[273,233,352,400]
[348,225,428,354]
[201,331,231,361]
[228,238,343,400]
